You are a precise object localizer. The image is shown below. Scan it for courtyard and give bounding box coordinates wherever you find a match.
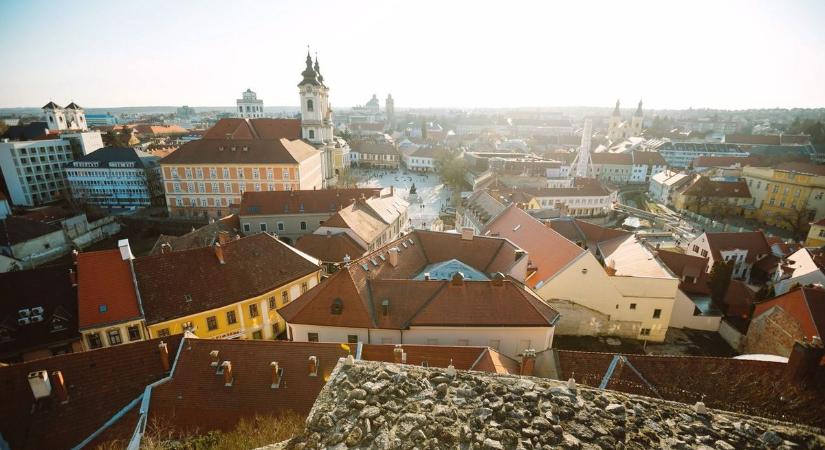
[355,167,453,230]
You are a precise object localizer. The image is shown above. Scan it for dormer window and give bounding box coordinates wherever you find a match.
[99,304,108,313]
[331,298,343,315]
[381,299,389,316]
[184,294,192,302]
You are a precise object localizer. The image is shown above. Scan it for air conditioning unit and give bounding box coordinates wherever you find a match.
[31,306,44,316]
[28,371,52,399]
[18,308,31,318]
[30,315,44,323]
[18,317,31,326]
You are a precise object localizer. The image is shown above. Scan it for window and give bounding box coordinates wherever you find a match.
[182,321,194,331]
[653,309,662,319]
[301,282,308,294]
[347,335,359,344]
[282,291,289,304]
[308,129,315,140]
[243,223,251,232]
[87,332,103,349]
[307,99,314,111]
[127,325,141,341]
[640,328,651,336]
[630,303,637,310]
[107,329,123,346]
[308,332,319,342]
[277,222,285,231]
[226,310,237,324]
[269,297,276,310]
[260,223,267,232]
[700,249,708,257]
[249,304,259,318]
[300,221,307,230]
[158,328,170,337]
[252,330,263,340]
[283,169,290,180]
[207,316,218,331]
[692,245,699,252]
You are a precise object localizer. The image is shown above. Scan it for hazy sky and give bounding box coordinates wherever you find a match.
[1,0,824,109]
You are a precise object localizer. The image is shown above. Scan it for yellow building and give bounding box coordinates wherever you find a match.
[134,233,321,340]
[743,163,825,231]
[805,218,825,247]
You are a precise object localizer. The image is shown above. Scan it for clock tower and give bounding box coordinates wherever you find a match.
[298,52,333,145]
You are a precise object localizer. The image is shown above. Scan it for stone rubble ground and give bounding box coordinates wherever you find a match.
[282,360,825,450]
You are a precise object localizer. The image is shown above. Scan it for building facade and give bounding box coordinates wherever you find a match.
[607,99,643,142]
[66,147,163,211]
[742,163,825,229]
[237,89,264,119]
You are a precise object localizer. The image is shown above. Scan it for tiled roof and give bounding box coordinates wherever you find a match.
[656,249,711,295]
[278,230,558,329]
[360,344,518,374]
[725,134,781,145]
[149,215,240,255]
[483,205,585,288]
[681,176,751,199]
[160,137,320,165]
[76,249,141,329]
[775,162,825,177]
[239,188,380,216]
[148,339,350,433]
[518,178,613,198]
[723,279,757,310]
[133,124,187,135]
[66,146,159,169]
[569,218,631,244]
[546,217,586,243]
[0,216,62,246]
[692,155,765,168]
[135,233,320,324]
[295,232,367,262]
[631,150,667,166]
[201,118,301,140]
[0,265,78,361]
[1,121,50,140]
[0,335,181,450]
[351,141,399,155]
[752,286,825,340]
[321,194,408,245]
[553,349,825,428]
[704,231,771,263]
[19,205,77,224]
[591,152,632,165]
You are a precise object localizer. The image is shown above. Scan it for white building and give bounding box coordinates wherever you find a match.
[657,142,749,169]
[649,170,690,205]
[403,146,437,172]
[66,147,163,211]
[775,248,825,295]
[236,89,264,119]
[686,231,772,282]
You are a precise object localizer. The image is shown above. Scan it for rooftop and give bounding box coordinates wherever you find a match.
[76,249,141,329]
[239,188,381,216]
[599,235,675,278]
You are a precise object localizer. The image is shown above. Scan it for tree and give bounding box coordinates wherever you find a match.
[708,260,734,307]
[772,208,812,241]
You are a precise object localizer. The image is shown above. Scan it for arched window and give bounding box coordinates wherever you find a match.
[307,99,314,112]
[308,129,315,140]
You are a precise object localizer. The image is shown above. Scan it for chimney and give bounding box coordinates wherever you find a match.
[785,338,824,386]
[158,342,170,372]
[50,371,69,404]
[160,242,171,254]
[451,272,465,286]
[327,230,332,239]
[393,345,404,364]
[461,227,474,241]
[214,243,225,264]
[388,247,399,267]
[68,268,77,287]
[217,231,230,246]
[270,361,282,388]
[27,371,51,400]
[308,356,318,377]
[118,239,133,261]
[210,350,220,368]
[492,272,505,287]
[71,249,78,265]
[222,361,233,386]
[424,272,430,281]
[520,348,536,376]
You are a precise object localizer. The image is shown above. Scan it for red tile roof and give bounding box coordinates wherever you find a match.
[656,250,711,295]
[202,118,301,140]
[135,233,319,325]
[0,335,182,450]
[148,339,350,433]
[632,150,667,166]
[725,134,781,145]
[775,162,825,177]
[723,280,757,317]
[360,344,518,374]
[681,176,751,199]
[278,230,559,329]
[150,214,241,255]
[160,137,320,165]
[77,249,141,329]
[591,152,633,165]
[703,231,771,264]
[295,232,366,262]
[483,205,585,288]
[239,188,380,216]
[569,218,631,244]
[752,286,825,340]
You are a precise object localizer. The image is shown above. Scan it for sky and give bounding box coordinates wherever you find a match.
[1,0,824,110]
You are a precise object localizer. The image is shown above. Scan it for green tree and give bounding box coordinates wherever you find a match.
[708,260,734,307]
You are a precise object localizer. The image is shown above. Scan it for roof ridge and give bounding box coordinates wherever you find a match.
[401,281,450,329]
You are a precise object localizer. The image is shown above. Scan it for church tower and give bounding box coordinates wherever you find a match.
[385,94,395,130]
[298,52,333,145]
[64,102,87,130]
[607,99,621,142]
[43,101,67,131]
[630,99,644,136]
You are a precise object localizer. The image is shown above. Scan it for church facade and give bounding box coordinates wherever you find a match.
[607,99,644,142]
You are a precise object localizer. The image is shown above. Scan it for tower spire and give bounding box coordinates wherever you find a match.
[634,99,643,117]
[314,52,324,84]
[299,47,320,87]
[612,99,621,116]
[573,119,593,178]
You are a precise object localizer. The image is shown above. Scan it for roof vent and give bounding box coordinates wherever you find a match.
[461,227,474,241]
[31,306,44,316]
[308,356,319,377]
[18,308,30,318]
[18,317,30,326]
[242,146,248,152]
[331,298,343,315]
[210,350,220,368]
[27,371,51,400]
[381,299,390,316]
[513,224,521,232]
[451,272,465,286]
[492,272,505,286]
[270,362,283,389]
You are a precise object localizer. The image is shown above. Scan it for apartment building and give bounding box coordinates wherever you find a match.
[160,118,323,219]
[742,162,825,228]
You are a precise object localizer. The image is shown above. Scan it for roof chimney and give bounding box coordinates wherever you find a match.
[424,272,430,281]
[214,243,225,264]
[27,371,51,400]
[451,272,465,286]
[222,361,233,386]
[388,247,399,267]
[461,227,474,241]
[68,268,77,287]
[160,242,171,254]
[71,249,78,265]
[210,350,220,368]
[308,356,319,377]
[50,371,69,404]
[270,361,282,389]
[492,272,505,287]
[158,342,170,372]
[118,239,133,261]
[393,345,405,364]
[520,348,536,376]
[217,231,230,246]
[785,338,824,387]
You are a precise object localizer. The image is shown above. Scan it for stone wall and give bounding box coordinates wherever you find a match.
[283,359,825,449]
[744,306,805,358]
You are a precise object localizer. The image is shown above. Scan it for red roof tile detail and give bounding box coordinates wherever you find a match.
[703,231,771,264]
[239,188,380,216]
[752,287,825,340]
[77,249,141,329]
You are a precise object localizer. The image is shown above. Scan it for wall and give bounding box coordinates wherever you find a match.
[743,306,805,357]
[10,229,71,268]
[718,319,745,352]
[81,318,147,351]
[239,212,330,240]
[669,290,721,332]
[547,299,641,339]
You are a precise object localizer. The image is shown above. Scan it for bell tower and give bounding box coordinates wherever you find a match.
[631,99,644,136]
[298,51,332,144]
